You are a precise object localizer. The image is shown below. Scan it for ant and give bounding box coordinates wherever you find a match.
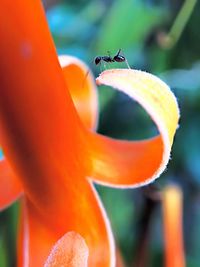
[94,49,127,66]
[82,49,129,89]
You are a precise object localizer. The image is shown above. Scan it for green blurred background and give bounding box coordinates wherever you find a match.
[0,0,200,266]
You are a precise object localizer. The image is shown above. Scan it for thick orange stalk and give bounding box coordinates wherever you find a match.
[0,1,113,266]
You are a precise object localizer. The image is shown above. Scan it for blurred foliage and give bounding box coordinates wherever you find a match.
[1,0,200,266]
[0,203,19,267]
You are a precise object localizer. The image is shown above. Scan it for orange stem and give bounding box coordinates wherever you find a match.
[162,185,185,267]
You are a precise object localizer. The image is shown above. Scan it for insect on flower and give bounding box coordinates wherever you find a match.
[94,49,126,65]
[83,49,130,89]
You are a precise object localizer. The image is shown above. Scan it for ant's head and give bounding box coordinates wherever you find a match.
[113,55,125,62]
[94,56,101,65]
[112,49,125,62]
[113,49,125,62]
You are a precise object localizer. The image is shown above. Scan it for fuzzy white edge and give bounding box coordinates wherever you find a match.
[88,181,116,267]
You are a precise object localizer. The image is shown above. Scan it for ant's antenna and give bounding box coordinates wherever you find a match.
[116,48,121,56]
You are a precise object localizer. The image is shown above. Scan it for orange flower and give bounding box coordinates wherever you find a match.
[0,1,179,266]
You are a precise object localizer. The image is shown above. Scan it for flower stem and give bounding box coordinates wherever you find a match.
[159,0,197,48]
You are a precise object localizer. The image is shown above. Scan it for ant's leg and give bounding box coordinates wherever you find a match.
[125,58,131,69]
[99,61,103,72]
[107,50,111,57]
[120,49,131,69]
[100,62,107,72]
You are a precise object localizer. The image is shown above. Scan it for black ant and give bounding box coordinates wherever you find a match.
[94,49,127,66]
[82,49,129,89]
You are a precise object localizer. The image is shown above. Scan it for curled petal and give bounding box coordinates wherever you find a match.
[44,232,89,267]
[59,55,98,131]
[86,69,179,187]
[0,157,23,210]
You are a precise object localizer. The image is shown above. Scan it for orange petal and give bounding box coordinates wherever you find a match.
[0,157,23,210]
[59,56,98,131]
[17,198,60,267]
[86,69,179,187]
[44,232,89,267]
[19,204,90,267]
[162,185,185,267]
[17,194,115,267]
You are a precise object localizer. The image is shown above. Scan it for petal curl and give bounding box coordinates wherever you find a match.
[86,69,179,187]
[0,157,23,210]
[59,55,98,131]
[44,231,89,267]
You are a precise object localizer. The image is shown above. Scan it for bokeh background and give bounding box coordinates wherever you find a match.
[0,0,200,266]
